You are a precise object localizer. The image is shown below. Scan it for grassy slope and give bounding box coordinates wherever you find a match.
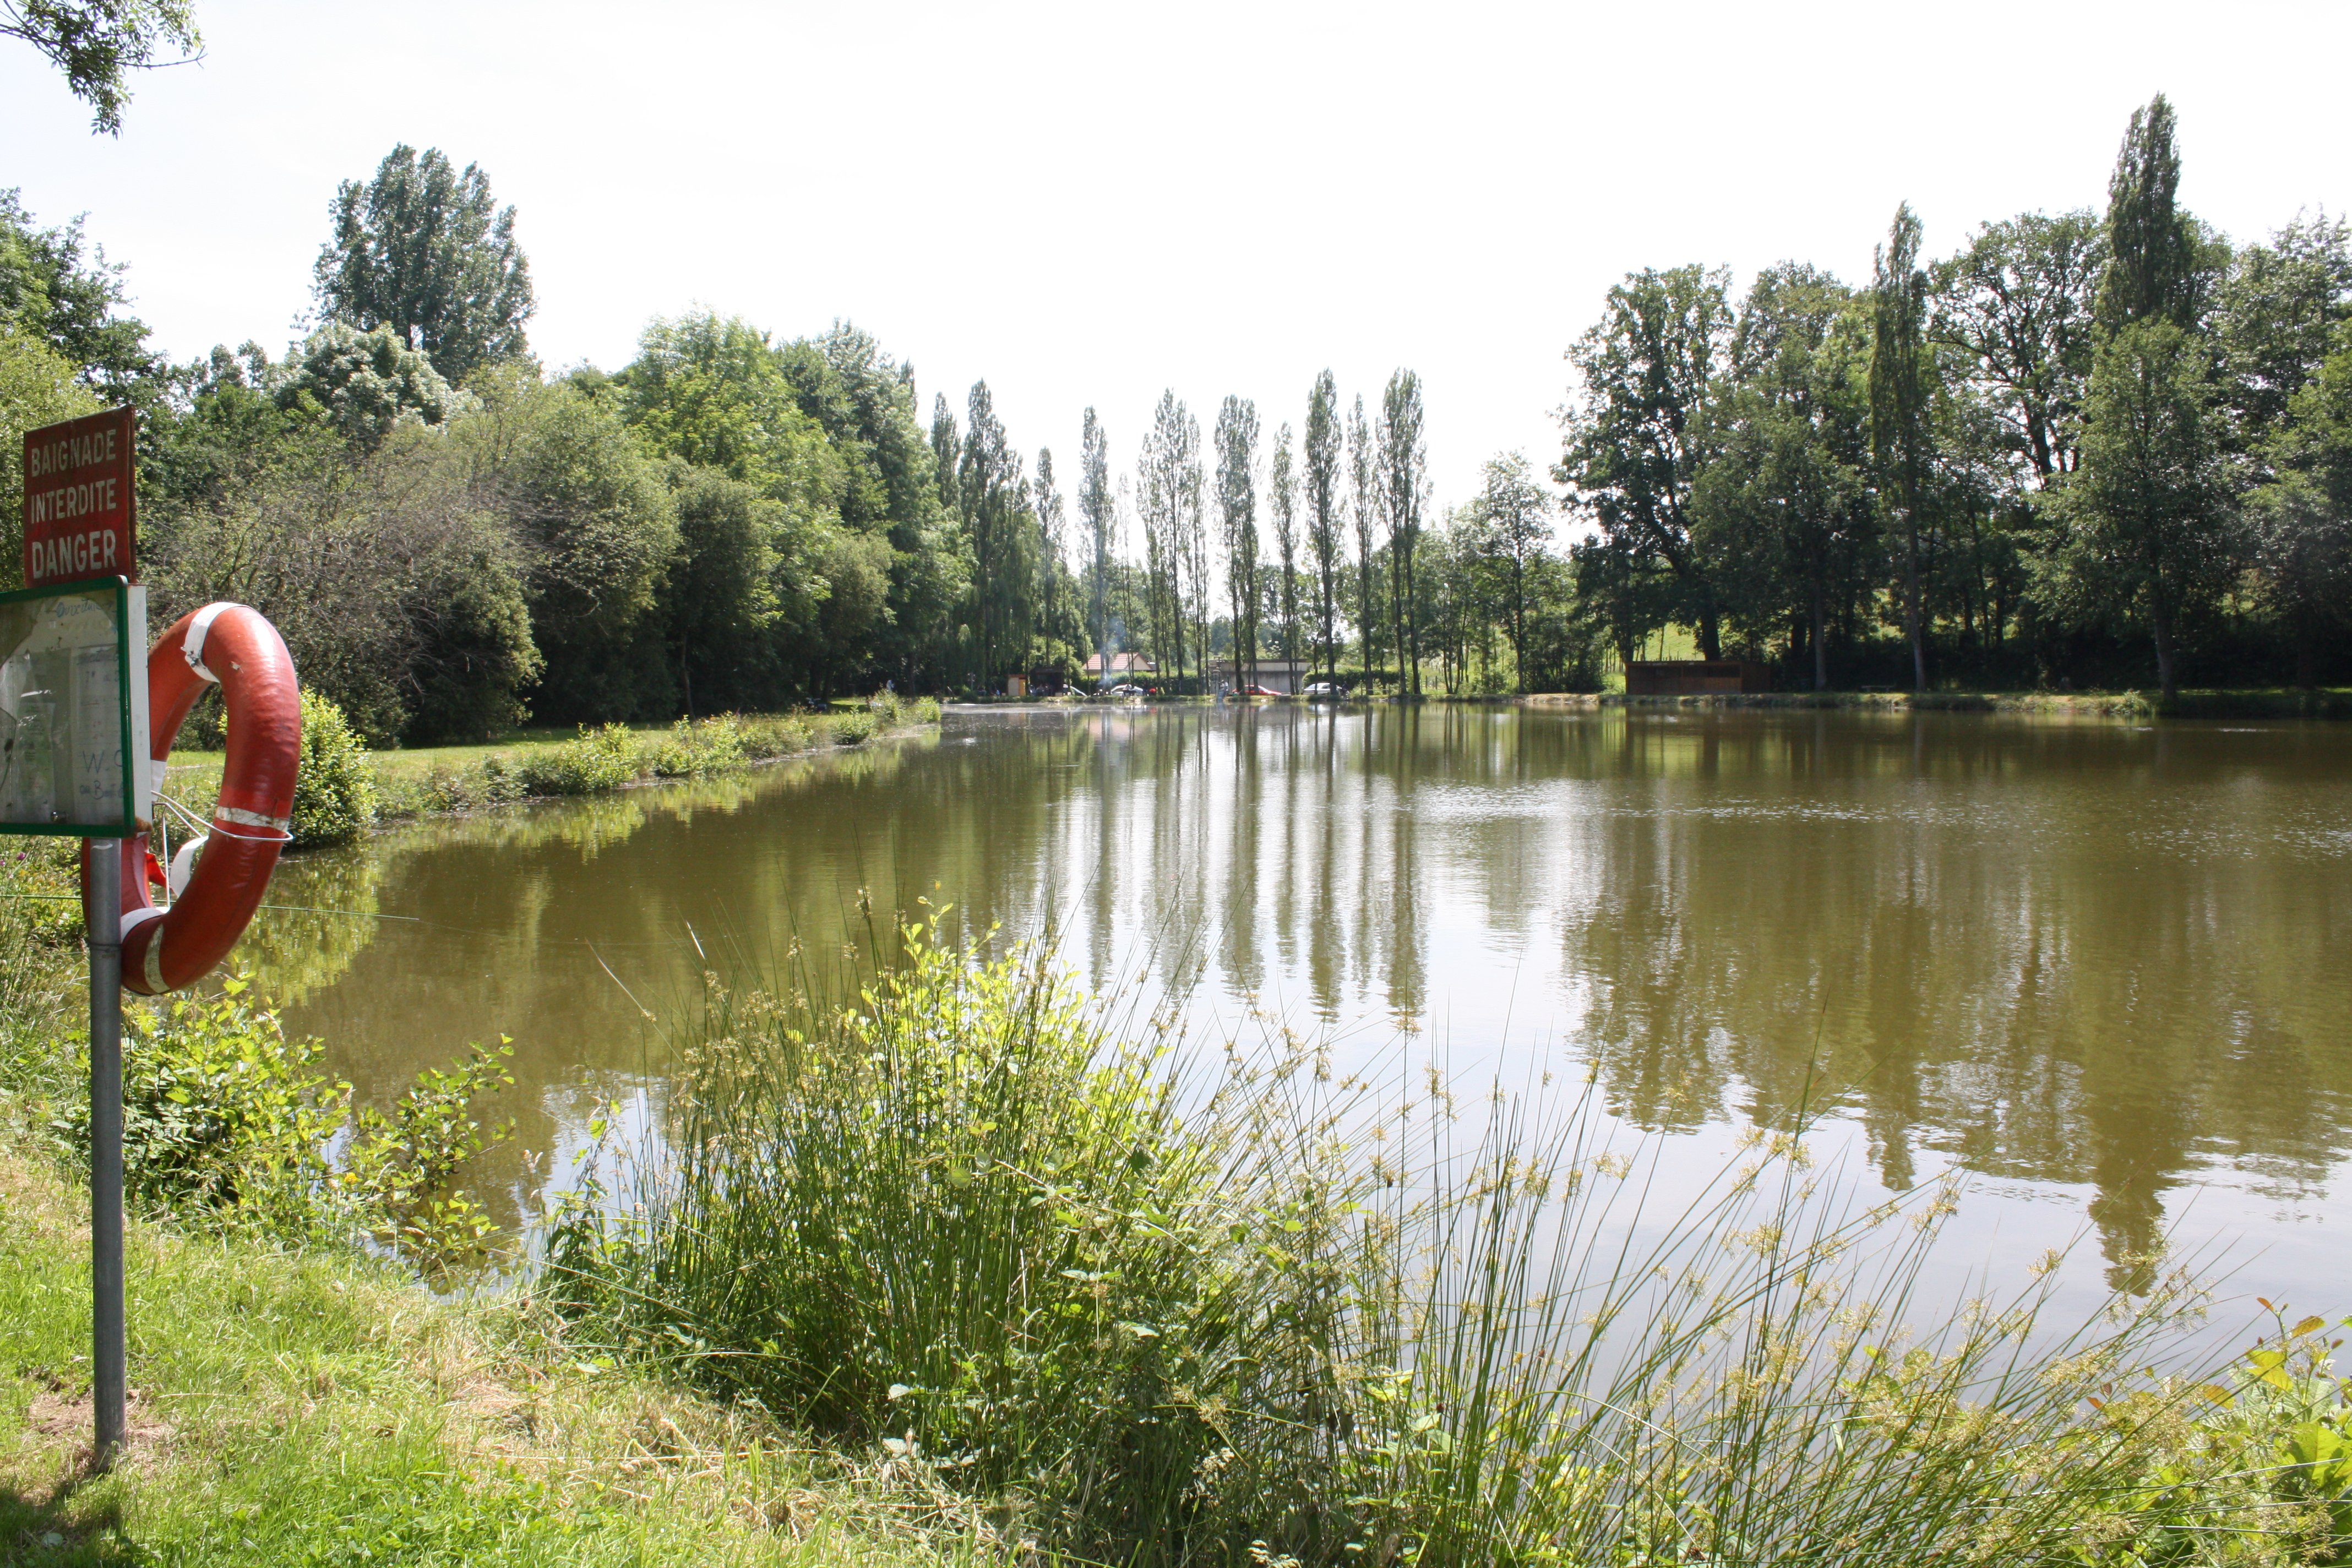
[0,1149,978,1567]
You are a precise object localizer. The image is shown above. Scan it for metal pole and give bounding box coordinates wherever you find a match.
[85,836,124,1462]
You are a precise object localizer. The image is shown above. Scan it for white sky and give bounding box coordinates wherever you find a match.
[5,0,2348,515]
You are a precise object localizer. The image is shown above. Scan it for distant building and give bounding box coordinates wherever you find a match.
[1624,660,1772,695]
[1208,657,1314,694]
[1083,652,1158,683]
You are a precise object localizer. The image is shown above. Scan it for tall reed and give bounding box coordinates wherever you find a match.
[543,916,2311,1566]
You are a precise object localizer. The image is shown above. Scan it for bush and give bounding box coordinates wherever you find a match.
[828,710,876,747]
[54,974,516,1271]
[290,688,378,848]
[517,722,643,795]
[737,712,814,759]
[648,715,748,777]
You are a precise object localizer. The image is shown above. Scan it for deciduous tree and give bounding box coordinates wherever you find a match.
[314,145,534,385]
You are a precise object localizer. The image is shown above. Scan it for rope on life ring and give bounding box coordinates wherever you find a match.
[87,602,301,995]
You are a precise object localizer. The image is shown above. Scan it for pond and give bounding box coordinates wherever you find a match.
[251,705,2352,1311]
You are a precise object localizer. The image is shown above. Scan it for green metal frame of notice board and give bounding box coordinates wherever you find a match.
[0,574,146,837]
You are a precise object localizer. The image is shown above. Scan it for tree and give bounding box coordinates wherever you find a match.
[0,323,101,588]
[1137,393,1195,686]
[2055,320,2236,700]
[1034,446,1068,673]
[1303,370,1343,681]
[1871,204,1935,691]
[1556,265,1734,658]
[2250,322,2352,685]
[959,380,1028,690]
[1700,265,1874,688]
[1268,422,1299,676]
[1379,370,1428,697]
[271,322,465,450]
[2215,211,2352,442]
[2098,95,2202,335]
[1348,395,1380,684]
[0,188,160,394]
[1474,453,1552,692]
[1934,210,2105,486]
[461,369,680,721]
[1080,408,1114,683]
[3,0,200,134]
[314,145,535,385]
[1214,396,1260,691]
[665,462,777,716]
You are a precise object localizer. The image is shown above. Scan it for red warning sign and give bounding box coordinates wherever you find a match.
[23,406,136,589]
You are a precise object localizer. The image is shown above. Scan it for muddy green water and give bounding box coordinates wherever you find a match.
[252,706,2352,1304]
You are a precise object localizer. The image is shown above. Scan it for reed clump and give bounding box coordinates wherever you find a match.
[541,917,2352,1566]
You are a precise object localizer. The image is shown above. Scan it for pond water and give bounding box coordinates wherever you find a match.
[251,705,2352,1313]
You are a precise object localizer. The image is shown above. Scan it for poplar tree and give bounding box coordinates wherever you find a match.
[1348,395,1380,685]
[1304,370,1343,681]
[1035,447,1066,668]
[1270,423,1300,673]
[1379,370,1428,697]
[931,394,960,515]
[1215,396,1261,690]
[1476,452,1551,692]
[314,145,535,384]
[1871,203,1934,691]
[1138,393,1194,685]
[1179,408,1210,692]
[2099,95,2201,334]
[1080,409,1113,682]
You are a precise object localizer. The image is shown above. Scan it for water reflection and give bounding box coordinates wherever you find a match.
[254,708,2352,1292]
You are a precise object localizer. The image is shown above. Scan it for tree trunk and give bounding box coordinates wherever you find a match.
[1811,582,1829,692]
[2151,605,2179,703]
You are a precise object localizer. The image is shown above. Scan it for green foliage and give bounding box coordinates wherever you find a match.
[290,687,379,848]
[516,722,641,796]
[0,320,101,589]
[2050,319,2240,698]
[1556,264,1735,661]
[49,974,516,1270]
[828,709,876,745]
[647,714,747,777]
[274,320,467,449]
[314,144,534,384]
[0,186,157,395]
[1,0,201,134]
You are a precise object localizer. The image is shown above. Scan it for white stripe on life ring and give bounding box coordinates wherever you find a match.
[183,602,239,685]
[215,806,292,832]
[121,906,167,994]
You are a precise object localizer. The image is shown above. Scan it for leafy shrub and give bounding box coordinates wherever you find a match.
[648,715,748,778]
[518,722,643,795]
[289,688,378,848]
[828,710,876,747]
[67,974,516,1270]
[737,713,814,759]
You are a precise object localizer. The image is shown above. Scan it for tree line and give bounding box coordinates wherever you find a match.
[3,97,2347,741]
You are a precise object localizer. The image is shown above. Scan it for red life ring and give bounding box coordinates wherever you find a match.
[90,603,302,995]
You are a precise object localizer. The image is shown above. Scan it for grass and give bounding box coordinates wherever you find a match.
[0,1147,1008,1567]
[156,698,943,831]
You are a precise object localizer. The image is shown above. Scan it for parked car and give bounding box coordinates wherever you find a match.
[1304,681,1345,699]
[1238,683,1280,698]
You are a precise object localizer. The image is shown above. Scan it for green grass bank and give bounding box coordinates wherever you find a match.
[161,695,942,850]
